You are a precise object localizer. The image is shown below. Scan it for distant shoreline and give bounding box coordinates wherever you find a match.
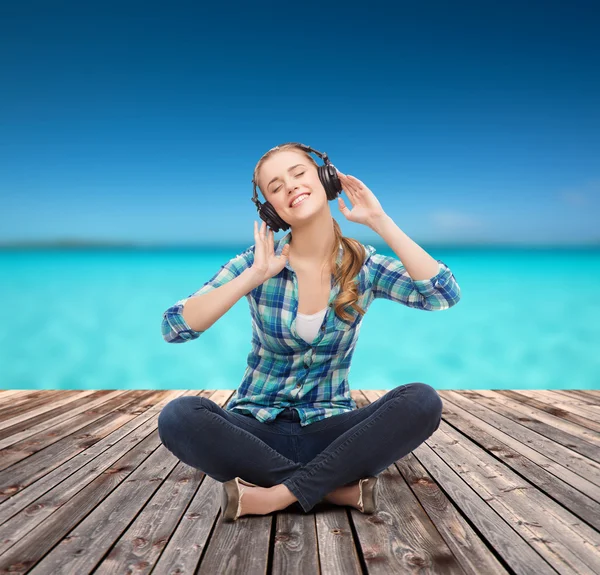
[0,239,599,250]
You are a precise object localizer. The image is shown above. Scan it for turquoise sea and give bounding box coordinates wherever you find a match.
[1,245,599,391]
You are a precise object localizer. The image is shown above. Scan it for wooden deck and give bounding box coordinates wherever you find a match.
[0,388,599,574]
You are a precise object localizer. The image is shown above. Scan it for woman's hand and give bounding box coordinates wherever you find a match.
[249,221,290,285]
[336,170,386,227]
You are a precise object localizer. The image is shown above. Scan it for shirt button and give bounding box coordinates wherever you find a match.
[320,325,325,331]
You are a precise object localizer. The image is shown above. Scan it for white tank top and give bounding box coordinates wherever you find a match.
[296,307,328,343]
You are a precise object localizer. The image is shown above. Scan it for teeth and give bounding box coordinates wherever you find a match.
[291,194,309,207]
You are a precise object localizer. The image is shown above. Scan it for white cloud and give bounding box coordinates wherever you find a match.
[428,210,485,230]
[561,191,588,206]
[558,179,600,207]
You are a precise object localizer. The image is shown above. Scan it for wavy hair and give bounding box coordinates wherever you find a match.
[253,143,366,323]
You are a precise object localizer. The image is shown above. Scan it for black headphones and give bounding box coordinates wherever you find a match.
[250,142,343,232]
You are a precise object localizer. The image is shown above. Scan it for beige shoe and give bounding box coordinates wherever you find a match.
[221,477,259,522]
[357,476,379,514]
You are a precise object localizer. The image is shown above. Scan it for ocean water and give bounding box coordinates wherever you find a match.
[1,246,599,391]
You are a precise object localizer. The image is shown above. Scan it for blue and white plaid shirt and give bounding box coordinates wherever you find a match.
[162,230,461,427]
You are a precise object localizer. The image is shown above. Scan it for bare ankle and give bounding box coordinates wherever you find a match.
[323,484,361,509]
[237,484,297,518]
[270,484,298,511]
[238,485,273,516]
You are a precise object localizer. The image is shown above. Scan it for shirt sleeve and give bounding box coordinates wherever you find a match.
[365,245,461,311]
[161,244,255,343]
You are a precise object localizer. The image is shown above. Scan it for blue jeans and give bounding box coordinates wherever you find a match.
[157,382,443,513]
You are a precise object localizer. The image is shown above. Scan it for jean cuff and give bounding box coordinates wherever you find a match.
[282,478,311,512]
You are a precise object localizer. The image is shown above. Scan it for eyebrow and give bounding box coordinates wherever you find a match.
[267,164,306,190]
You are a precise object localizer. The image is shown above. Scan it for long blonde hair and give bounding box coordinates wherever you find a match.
[254,143,366,323]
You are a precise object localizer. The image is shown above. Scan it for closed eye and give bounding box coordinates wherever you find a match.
[273,172,305,193]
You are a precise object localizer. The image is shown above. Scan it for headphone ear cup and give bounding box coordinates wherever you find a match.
[318,165,342,201]
[260,201,290,232]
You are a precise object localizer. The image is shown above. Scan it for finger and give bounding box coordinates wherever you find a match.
[337,171,349,187]
[347,175,364,189]
[342,182,356,203]
[344,174,357,191]
[267,227,273,253]
[256,221,265,246]
[339,172,355,193]
[344,177,360,199]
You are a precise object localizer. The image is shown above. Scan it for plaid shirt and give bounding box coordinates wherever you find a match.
[162,231,461,427]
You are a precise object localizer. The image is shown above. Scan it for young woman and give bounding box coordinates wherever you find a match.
[159,143,461,521]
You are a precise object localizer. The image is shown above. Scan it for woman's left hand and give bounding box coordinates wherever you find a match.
[335,170,387,227]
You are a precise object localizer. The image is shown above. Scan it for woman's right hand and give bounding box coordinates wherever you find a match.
[250,221,290,285]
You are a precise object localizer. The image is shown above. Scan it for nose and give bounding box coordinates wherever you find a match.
[287,181,300,193]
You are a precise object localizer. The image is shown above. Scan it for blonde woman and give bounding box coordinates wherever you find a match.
[159,143,461,521]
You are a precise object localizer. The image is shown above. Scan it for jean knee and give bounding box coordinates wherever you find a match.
[412,382,443,424]
[158,395,204,446]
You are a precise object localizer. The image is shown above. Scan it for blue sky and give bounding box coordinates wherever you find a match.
[1,0,598,247]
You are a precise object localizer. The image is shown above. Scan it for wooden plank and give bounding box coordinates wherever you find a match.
[558,390,600,404]
[314,509,363,575]
[445,391,600,487]
[496,389,599,431]
[468,390,600,456]
[88,391,224,575]
[377,391,550,574]
[149,472,224,575]
[0,390,99,433]
[0,390,51,407]
[439,391,600,507]
[342,391,464,574]
[493,390,600,430]
[429,421,600,573]
[0,391,80,419]
[0,390,129,446]
[0,390,198,573]
[0,389,151,472]
[25,435,182,573]
[537,391,600,418]
[0,391,195,536]
[0,390,156,499]
[271,510,321,575]
[438,391,600,533]
[0,391,43,403]
[366,390,510,575]
[437,393,600,571]
[550,390,600,407]
[195,489,272,575]
[1,388,597,575]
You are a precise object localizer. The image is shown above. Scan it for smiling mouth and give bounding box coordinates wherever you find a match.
[290,194,310,208]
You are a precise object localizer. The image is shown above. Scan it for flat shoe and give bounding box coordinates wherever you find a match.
[221,477,259,522]
[357,476,378,514]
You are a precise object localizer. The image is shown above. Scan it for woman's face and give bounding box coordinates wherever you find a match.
[259,151,325,222]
